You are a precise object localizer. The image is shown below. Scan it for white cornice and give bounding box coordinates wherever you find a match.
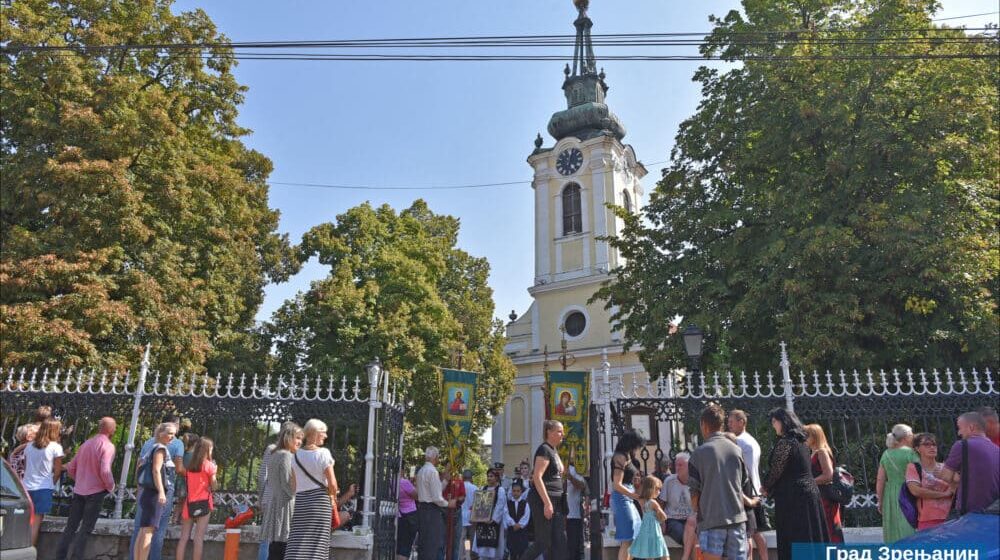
[527,272,609,296]
[508,343,644,365]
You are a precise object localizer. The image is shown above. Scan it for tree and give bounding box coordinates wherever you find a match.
[266,201,516,447]
[597,0,998,373]
[1,0,299,370]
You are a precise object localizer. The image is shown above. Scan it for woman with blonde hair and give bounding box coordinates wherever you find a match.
[877,423,917,543]
[8,423,39,479]
[284,419,338,560]
[262,423,303,560]
[23,418,64,545]
[804,424,843,543]
[135,422,178,560]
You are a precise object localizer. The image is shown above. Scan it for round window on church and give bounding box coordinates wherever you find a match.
[564,311,587,337]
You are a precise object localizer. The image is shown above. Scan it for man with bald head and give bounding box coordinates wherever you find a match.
[938,412,1000,516]
[56,417,118,560]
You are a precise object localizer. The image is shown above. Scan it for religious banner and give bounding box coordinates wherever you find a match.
[441,368,478,476]
[545,370,590,475]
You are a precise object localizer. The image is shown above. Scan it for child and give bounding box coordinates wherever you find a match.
[176,437,217,560]
[629,475,668,560]
[504,481,531,560]
[172,432,200,523]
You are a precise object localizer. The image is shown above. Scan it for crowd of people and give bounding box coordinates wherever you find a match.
[418,405,998,560]
[4,403,998,560]
[4,409,359,560]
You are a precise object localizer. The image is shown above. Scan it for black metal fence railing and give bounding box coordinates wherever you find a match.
[0,359,405,560]
[586,345,998,534]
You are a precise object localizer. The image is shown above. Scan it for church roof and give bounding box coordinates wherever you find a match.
[547,0,626,142]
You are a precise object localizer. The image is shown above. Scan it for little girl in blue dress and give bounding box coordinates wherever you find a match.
[629,475,669,560]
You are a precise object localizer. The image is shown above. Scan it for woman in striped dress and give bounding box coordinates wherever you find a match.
[284,419,338,560]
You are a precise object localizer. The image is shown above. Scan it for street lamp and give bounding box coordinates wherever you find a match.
[682,324,704,388]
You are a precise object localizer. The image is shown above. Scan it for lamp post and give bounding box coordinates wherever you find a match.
[682,324,704,391]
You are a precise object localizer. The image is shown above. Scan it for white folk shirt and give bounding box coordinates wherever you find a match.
[503,494,531,529]
[462,481,478,527]
[416,462,448,507]
[566,465,585,519]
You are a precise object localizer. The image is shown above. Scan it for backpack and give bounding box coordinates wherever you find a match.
[898,462,922,529]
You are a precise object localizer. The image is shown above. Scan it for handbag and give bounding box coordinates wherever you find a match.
[294,451,342,529]
[136,447,165,490]
[819,465,855,505]
[187,498,211,518]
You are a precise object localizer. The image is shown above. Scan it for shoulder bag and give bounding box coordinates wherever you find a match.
[294,451,342,530]
[899,462,922,528]
[946,439,969,520]
[137,447,165,490]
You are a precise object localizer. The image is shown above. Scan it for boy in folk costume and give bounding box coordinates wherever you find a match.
[504,480,531,560]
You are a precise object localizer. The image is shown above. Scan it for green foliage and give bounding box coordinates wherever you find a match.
[1,0,299,371]
[597,0,998,372]
[266,201,516,454]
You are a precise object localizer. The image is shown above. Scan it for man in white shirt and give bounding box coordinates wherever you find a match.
[659,452,697,560]
[417,446,455,560]
[461,469,478,560]
[728,410,767,560]
[565,464,587,560]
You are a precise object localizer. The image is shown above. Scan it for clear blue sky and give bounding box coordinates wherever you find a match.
[174,0,997,328]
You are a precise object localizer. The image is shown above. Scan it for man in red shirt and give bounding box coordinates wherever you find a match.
[443,470,467,560]
[56,417,117,560]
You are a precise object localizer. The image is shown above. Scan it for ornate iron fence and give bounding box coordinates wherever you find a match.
[588,345,997,540]
[0,351,405,557]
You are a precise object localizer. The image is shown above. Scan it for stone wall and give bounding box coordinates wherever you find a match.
[38,517,372,560]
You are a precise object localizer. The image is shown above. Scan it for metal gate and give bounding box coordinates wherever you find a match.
[588,345,997,535]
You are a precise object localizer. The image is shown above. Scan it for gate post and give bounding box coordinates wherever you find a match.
[599,349,616,540]
[780,342,795,412]
[361,358,383,532]
[114,343,150,519]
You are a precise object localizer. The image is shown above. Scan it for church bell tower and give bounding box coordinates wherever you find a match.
[496,0,648,466]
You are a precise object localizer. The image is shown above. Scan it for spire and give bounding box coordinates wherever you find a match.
[571,0,597,77]
[546,0,626,141]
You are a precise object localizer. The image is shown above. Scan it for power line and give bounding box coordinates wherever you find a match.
[4,28,994,54]
[269,161,670,191]
[932,11,999,21]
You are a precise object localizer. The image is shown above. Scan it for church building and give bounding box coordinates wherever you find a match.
[492,1,660,469]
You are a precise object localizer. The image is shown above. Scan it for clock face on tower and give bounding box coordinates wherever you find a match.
[556,148,584,176]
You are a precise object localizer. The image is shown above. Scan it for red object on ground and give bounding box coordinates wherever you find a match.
[224,506,255,528]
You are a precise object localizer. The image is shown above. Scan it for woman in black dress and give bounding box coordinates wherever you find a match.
[761,408,830,560]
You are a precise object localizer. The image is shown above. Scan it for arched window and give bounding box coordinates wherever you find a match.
[622,190,633,214]
[562,184,582,235]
